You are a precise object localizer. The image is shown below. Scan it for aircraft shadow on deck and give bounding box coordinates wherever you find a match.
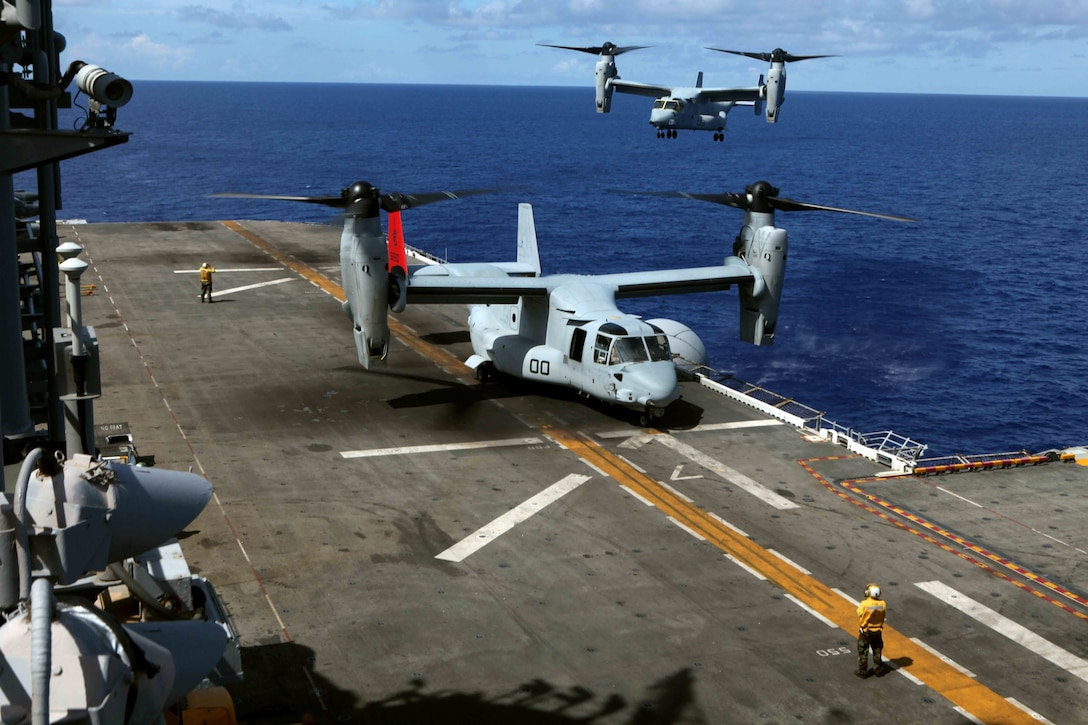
[374,367,705,430]
[229,642,703,724]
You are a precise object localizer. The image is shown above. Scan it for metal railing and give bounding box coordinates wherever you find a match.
[685,363,929,471]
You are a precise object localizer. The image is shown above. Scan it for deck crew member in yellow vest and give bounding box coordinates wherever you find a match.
[199,262,216,303]
[856,583,888,678]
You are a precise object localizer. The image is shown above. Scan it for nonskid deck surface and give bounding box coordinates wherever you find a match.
[69,220,1088,724]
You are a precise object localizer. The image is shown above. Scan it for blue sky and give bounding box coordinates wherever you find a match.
[54,0,1088,96]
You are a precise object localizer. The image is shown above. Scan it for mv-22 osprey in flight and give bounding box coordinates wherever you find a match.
[215,183,910,424]
[539,42,834,141]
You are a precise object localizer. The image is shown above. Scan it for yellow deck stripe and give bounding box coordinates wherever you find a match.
[542,425,1040,725]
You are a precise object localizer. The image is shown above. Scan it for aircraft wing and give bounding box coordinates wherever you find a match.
[405,262,756,304]
[608,79,673,99]
[697,86,763,103]
[591,263,755,298]
[406,273,550,305]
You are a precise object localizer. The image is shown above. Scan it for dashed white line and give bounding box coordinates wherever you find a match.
[724,553,766,581]
[909,636,977,678]
[768,548,811,575]
[667,516,705,542]
[784,592,837,628]
[1006,698,1055,724]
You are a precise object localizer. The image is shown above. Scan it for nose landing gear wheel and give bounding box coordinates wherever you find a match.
[476,360,497,383]
[639,402,656,427]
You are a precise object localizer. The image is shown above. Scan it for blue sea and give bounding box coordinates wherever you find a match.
[36,82,1088,458]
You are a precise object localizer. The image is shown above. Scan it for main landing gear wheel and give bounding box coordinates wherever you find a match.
[713,132,724,142]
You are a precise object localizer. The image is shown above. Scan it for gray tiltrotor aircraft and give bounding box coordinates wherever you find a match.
[214,181,911,423]
[539,42,834,140]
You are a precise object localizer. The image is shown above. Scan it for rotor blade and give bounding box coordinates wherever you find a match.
[613,188,915,222]
[706,47,837,63]
[209,192,345,208]
[706,48,770,62]
[767,196,916,222]
[379,188,500,212]
[537,42,650,56]
[608,189,747,209]
[780,53,837,62]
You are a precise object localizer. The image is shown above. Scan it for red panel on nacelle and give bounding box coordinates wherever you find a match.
[386,210,407,276]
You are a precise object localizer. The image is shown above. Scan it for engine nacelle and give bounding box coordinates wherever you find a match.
[646,319,707,366]
[765,65,785,123]
[595,56,618,113]
[340,216,390,368]
[735,224,787,345]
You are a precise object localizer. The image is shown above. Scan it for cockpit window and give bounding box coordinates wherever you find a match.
[646,334,671,362]
[594,333,674,366]
[609,337,649,365]
[652,99,683,111]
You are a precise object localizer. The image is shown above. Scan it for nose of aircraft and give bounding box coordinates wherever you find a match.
[624,361,680,408]
[649,108,675,127]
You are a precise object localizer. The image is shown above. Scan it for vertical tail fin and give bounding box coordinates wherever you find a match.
[517,203,541,277]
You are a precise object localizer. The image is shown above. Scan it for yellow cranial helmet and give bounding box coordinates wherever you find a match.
[866,583,882,599]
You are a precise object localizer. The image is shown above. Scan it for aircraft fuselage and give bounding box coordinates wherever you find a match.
[467,282,681,417]
[648,91,736,133]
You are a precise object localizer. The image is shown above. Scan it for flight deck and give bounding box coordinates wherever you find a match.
[68,219,1088,724]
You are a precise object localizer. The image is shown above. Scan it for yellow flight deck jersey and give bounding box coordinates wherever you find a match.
[857,596,887,632]
[199,265,215,283]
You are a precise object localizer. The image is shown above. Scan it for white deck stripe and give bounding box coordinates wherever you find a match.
[175,267,283,273]
[667,516,705,541]
[203,278,295,298]
[708,512,749,538]
[724,553,766,581]
[784,592,837,628]
[435,474,591,562]
[600,418,782,440]
[768,548,812,575]
[341,437,542,459]
[619,484,655,507]
[651,434,800,510]
[831,587,859,606]
[688,420,785,432]
[909,637,977,678]
[952,706,986,725]
[1006,698,1056,724]
[916,580,1088,683]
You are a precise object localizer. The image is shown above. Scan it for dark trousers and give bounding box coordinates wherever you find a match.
[201,282,212,301]
[857,630,884,671]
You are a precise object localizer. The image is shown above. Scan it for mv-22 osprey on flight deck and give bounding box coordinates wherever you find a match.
[539,42,835,141]
[214,183,911,424]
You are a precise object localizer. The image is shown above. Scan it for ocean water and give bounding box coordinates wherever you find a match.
[35,82,1088,457]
